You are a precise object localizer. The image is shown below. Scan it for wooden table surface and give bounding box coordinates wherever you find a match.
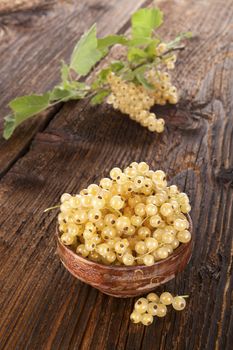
[0,0,233,349]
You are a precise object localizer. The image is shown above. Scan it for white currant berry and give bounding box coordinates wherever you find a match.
[130,311,142,324]
[143,254,155,266]
[177,230,191,243]
[135,298,148,313]
[172,296,186,311]
[155,303,167,317]
[122,253,135,266]
[110,195,124,210]
[147,293,160,303]
[147,302,158,316]
[141,313,153,326]
[160,292,173,305]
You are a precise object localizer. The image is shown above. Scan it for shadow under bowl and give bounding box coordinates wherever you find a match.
[56,214,193,298]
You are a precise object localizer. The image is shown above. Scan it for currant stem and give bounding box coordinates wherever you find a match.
[134,248,155,260]
[141,216,149,224]
[164,46,185,55]
[105,206,122,217]
[44,205,60,213]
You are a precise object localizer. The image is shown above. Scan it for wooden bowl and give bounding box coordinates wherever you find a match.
[56,214,193,298]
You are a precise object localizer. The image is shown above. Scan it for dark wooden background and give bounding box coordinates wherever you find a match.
[0,0,233,349]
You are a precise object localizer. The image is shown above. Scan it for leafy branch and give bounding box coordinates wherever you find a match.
[3,7,191,139]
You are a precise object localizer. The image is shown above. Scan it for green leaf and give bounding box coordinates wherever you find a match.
[145,39,160,56]
[60,61,89,91]
[50,87,72,101]
[91,80,101,90]
[97,35,128,51]
[3,115,16,140]
[90,90,110,105]
[91,61,125,90]
[70,24,102,76]
[65,81,89,91]
[75,81,89,90]
[3,93,50,139]
[110,61,125,72]
[60,61,70,85]
[121,69,135,81]
[98,68,112,81]
[91,68,111,90]
[50,86,87,102]
[9,93,50,117]
[127,37,154,47]
[134,66,154,90]
[131,8,163,39]
[127,47,148,62]
[96,62,124,81]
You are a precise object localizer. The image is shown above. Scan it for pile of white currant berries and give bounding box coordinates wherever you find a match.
[58,162,191,266]
[106,43,178,133]
[130,292,187,326]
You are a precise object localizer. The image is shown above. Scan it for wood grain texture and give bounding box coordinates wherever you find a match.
[0,0,233,349]
[0,0,55,14]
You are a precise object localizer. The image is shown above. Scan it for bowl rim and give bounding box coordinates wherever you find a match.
[56,213,193,271]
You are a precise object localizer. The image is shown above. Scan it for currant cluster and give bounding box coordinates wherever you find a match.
[156,42,177,70]
[130,292,187,326]
[106,74,165,133]
[106,44,178,133]
[148,44,178,105]
[58,162,191,266]
[147,69,178,105]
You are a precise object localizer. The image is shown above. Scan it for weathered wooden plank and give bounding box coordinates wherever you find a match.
[0,0,233,349]
[0,0,148,176]
[0,0,55,14]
